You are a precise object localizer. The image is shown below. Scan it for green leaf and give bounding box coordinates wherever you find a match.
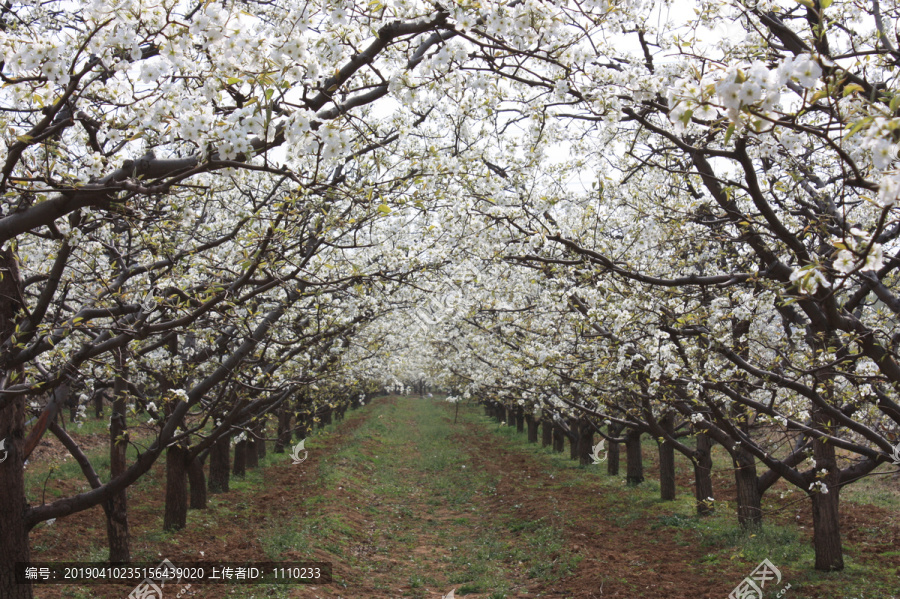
[377,204,391,214]
[845,116,872,138]
[724,122,736,145]
[842,83,864,97]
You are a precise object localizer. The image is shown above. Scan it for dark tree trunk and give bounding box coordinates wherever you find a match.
[607,422,622,476]
[811,483,843,571]
[274,407,291,454]
[484,405,492,417]
[552,424,565,453]
[541,419,552,447]
[253,422,266,461]
[208,434,230,494]
[94,390,104,418]
[303,413,314,438]
[0,392,29,598]
[322,406,332,426]
[526,415,538,443]
[569,418,579,460]
[515,406,524,433]
[106,350,130,562]
[506,406,516,427]
[495,406,504,424]
[233,440,247,478]
[733,447,762,529]
[625,429,644,486]
[659,414,676,500]
[187,454,207,510]
[578,420,593,466]
[0,249,31,597]
[163,444,188,531]
[693,432,714,515]
[811,406,843,571]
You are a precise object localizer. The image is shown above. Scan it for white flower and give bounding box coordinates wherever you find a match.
[877,173,900,207]
[717,81,742,111]
[833,250,856,274]
[872,138,896,170]
[809,480,829,494]
[863,244,884,271]
[793,56,822,88]
[739,81,762,105]
[790,266,830,294]
[691,413,705,424]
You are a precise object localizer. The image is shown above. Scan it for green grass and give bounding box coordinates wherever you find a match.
[464,402,899,599]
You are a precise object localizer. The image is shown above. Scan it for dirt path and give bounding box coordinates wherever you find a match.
[263,396,751,598]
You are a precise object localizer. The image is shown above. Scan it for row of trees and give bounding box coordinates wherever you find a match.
[402,0,900,575]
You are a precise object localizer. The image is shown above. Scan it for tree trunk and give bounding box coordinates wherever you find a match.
[245,428,259,470]
[163,444,188,531]
[577,420,593,466]
[625,429,643,486]
[607,422,622,476]
[322,406,332,426]
[569,418,579,460]
[811,406,843,570]
[233,439,247,478]
[526,415,538,443]
[187,454,207,510]
[106,350,130,562]
[515,406,524,433]
[496,406,504,424]
[541,419,552,448]
[506,406,516,428]
[552,424,565,453]
[693,432,714,515]
[208,434,230,494]
[0,394,30,598]
[733,447,762,530]
[254,422,266,460]
[659,414,676,500]
[274,406,291,454]
[0,248,31,597]
[94,390,104,418]
[296,413,309,440]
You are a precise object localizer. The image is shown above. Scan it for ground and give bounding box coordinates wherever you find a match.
[24,396,900,598]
